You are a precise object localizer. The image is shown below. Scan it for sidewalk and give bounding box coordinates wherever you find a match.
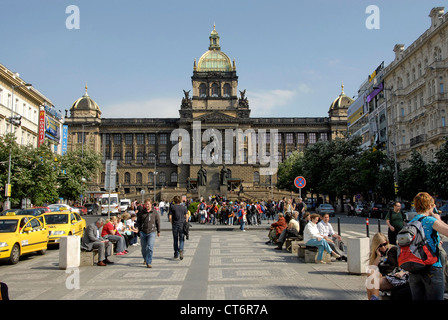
[0,219,368,302]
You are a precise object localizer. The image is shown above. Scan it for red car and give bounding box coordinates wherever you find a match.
[74,206,87,216]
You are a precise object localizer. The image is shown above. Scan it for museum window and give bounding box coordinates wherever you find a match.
[125,172,131,184]
[160,152,167,164]
[286,133,293,144]
[253,171,260,184]
[148,134,156,145]
[223,83,231,97]
[125,152,132,164]
[297,133,305,144]
[171,172,178,183]
[125,134,133,145]
[136,152,144,164]
[199,83,207,97]
[136,172,142,185]
[113,134,121,145]
[113,151,121,161]
[309,133,317,144]
[211,83,220,97]
[148,152,155,164]
[136,133,144,145]
[159,172,166,185]
[320,133,328,141]
[160,134,167,145]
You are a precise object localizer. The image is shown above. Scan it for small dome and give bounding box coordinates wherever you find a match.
[70,85,101,112]
[330,83,354,111]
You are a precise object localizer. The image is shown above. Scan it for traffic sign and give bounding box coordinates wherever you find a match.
[294,176,306,189]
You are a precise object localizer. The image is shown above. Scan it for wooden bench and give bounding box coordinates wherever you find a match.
[80,249,99,266]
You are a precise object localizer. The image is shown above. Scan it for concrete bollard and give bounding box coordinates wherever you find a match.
[347,236,370,275]
[59,236,80,270]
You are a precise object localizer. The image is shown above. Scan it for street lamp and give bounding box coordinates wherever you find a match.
[5,83,32,210]
[375,85,400,201]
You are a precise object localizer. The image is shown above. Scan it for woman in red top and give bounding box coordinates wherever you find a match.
[102,216,128,255]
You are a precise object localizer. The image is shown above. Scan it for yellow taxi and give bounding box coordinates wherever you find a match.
[43,210,86,244]
[0,213,49,265]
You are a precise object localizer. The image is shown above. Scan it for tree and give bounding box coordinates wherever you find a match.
[428,138,448,199]
[399,150,429,201]
[58,148,102,202]
[277,151,304,191]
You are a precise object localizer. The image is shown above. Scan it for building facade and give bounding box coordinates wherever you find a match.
[0,63,64,153]
[384,7,448,167]
[65,27,353,201]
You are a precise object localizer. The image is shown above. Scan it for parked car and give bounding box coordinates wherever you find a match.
[0,209,19,216]
[120,199,131,212]
[0,213,48,264]
[315,204,335,217]
[48,204,80,214]
[84,203,99,215]
[438,204,448,223]
[43,210,86,245]
[74,206,87,216]
[369,203,387,219]
[354,204,365,216]
[15,207,49,217]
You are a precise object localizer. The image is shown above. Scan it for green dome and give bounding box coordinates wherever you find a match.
[197,50,232,72]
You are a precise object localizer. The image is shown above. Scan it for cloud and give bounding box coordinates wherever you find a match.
[249,83,313,117]
[103,97,180,118]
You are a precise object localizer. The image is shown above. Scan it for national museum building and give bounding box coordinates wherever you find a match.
[64,27,353,201]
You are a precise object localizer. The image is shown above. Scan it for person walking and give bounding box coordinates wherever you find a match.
[169,195,188,260]
[385,202,405,245]
[137,199,160,268]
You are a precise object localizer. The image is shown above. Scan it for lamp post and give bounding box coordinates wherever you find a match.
[5,83,32,210]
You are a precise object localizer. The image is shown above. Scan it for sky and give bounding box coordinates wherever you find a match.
[1,0,446,119]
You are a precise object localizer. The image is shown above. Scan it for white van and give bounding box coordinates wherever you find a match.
[100,193,120,215]
[120,199,131,212]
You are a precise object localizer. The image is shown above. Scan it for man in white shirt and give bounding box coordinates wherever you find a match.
[317,213,347,261]
[159,200,165,216]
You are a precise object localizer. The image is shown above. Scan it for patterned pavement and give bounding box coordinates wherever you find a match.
[0,225,368,301]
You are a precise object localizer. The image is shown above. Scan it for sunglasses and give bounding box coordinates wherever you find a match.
[378,242,388,248]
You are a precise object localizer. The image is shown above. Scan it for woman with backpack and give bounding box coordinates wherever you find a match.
[406,192,448,300]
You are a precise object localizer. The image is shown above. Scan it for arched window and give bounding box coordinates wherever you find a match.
[125,151,132,164]
[199,83,207,98]
[223,83,231,97]
[171,172,178,183]
[136,151,143,164]
[253,171,260,184]
[159,172,166,185]
[160,152,167,164]
[136,172,142,185]
[113,152,121,161]
[211,83,220,97]
[148,152,155,164]
[125,172,131,184]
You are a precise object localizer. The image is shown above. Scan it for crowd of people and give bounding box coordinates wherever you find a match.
[79,191,448,300]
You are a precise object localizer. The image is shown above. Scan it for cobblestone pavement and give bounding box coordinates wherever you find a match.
[0,226,368,301]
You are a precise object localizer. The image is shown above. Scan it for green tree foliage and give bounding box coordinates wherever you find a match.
[0,135,102,207]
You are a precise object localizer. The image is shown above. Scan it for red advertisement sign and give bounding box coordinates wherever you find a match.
[38,109,45,146]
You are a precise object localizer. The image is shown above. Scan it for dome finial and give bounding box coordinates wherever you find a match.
[84,82,89,97]
[341,82,345,95]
